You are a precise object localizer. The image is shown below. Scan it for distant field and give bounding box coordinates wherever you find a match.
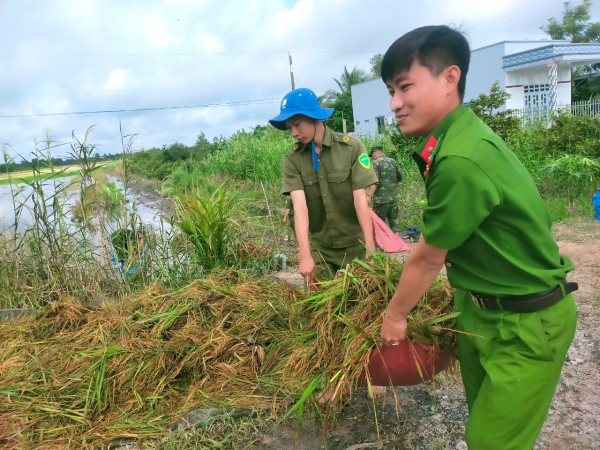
[0,163,117,186]
[0,165,79,182]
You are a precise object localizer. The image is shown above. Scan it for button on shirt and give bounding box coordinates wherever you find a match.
[282,126,378,249]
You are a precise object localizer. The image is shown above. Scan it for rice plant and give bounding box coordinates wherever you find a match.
[172,181,243,271]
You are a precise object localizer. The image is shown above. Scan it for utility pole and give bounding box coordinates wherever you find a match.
[288,52,296,91]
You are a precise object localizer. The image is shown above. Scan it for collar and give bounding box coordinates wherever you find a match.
[414,104,468,156]
[297,125,332,152]
[412,104,467,178]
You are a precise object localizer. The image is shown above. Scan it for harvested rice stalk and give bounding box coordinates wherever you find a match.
[0,256,457,449]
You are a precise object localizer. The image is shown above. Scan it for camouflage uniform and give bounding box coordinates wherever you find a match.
[285,196,295,236]
[372,155,403,232]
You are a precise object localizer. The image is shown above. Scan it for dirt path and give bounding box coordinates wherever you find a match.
[261,221,600,449]
[536,222,600,450]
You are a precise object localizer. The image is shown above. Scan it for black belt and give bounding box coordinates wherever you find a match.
[470,279,578,313]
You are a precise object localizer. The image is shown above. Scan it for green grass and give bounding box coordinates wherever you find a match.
[143,414,268,450]
[0,170,80,185]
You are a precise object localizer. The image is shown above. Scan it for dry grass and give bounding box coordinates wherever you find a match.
[0,255,456,449]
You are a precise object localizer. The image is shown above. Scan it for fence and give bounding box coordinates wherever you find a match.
[512,99,600,126]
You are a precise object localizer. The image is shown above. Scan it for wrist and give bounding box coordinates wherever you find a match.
[299,250,312,261]
[388,293,412,317]
[386,305,408,321]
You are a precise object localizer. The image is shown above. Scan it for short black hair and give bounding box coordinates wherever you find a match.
[370,146,383,156]
[381,26,470,101]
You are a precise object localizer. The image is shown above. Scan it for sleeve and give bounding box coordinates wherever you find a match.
[282,154,304,195]
[421,157,500,250]
[350,140,379,190]
[395,161,403,183]
[373,160,381,184]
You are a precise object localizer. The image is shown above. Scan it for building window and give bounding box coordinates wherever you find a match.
[356,121,360,125]
[364,119,369,123]
[376,116,385,134]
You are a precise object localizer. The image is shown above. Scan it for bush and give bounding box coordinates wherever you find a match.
[172,182,243,271]
[469,81,521,140]
[197,127,293,182]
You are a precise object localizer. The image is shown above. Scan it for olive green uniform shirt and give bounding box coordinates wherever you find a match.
[414,104,574,296]
[282,126,378,249]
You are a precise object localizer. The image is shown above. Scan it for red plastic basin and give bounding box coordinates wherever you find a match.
[359,339,454,386]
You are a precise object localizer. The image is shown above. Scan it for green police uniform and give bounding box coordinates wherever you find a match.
[284,196,295,236]
[282,126,378,280]
[372,155,403,232]
[414,104,577,449]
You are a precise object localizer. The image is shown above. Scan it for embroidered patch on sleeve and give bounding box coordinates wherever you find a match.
[358,153,370,169]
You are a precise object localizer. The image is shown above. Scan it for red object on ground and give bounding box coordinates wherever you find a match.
[370,210,412,253]
[359,340,454,386]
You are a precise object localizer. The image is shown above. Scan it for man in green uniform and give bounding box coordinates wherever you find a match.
[270,88,378,283]
[368,146,403,236]
[378,26,578,449]
[282,196,295,241]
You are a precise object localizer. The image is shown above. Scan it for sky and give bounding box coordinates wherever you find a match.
[1,0,599,159]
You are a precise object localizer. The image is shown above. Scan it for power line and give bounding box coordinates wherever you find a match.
[0,97,281,118]
[0,50,384,59]
[8,80,333,94]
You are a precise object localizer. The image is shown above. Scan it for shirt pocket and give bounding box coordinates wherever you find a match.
[301,173,321,200]
[328,170,352,199]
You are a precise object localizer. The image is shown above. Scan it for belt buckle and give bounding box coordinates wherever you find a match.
[472,294,486,309]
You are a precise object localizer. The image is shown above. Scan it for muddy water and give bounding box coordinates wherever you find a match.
[0,176,170,232]
[0,177,78,231]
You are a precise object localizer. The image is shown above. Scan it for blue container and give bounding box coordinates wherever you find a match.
[593,188,600,221]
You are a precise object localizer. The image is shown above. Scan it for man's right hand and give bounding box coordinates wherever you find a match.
[299,255,316,283]
[282,217,287,224]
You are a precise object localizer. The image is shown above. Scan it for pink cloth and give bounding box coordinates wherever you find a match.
[370,209,412,253]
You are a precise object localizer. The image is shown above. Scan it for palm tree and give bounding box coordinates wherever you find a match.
[319,66,370,104]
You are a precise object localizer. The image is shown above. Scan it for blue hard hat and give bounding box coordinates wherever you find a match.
[269,88,334,130]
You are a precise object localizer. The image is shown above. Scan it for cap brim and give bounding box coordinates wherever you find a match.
[269,107,334,130]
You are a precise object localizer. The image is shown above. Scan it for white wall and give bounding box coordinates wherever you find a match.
[558,66,572,105]
[464,43,507,105]
[504,64,572,109]
[351,78,391,136]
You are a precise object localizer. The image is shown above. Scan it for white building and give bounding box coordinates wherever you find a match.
[351,40,600,135]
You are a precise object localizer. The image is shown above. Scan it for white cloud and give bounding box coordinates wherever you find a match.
[1,0,599,158]
[106,69,126,90]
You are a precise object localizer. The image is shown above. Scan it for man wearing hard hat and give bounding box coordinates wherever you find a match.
[270,88,378,283]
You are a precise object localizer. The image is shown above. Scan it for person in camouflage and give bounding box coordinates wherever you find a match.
[368,146,403,235]
[282,196,295,241]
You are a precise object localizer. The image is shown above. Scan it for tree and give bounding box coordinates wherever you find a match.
[370,54,383,78]
[320,66,369,103]
[541,0,600,100]
[192,132,214,159]
[323,90,355,133]
[469,81,521,139]
[541,0,600,42]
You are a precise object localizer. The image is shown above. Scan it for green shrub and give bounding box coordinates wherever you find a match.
[172,182,243,271]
